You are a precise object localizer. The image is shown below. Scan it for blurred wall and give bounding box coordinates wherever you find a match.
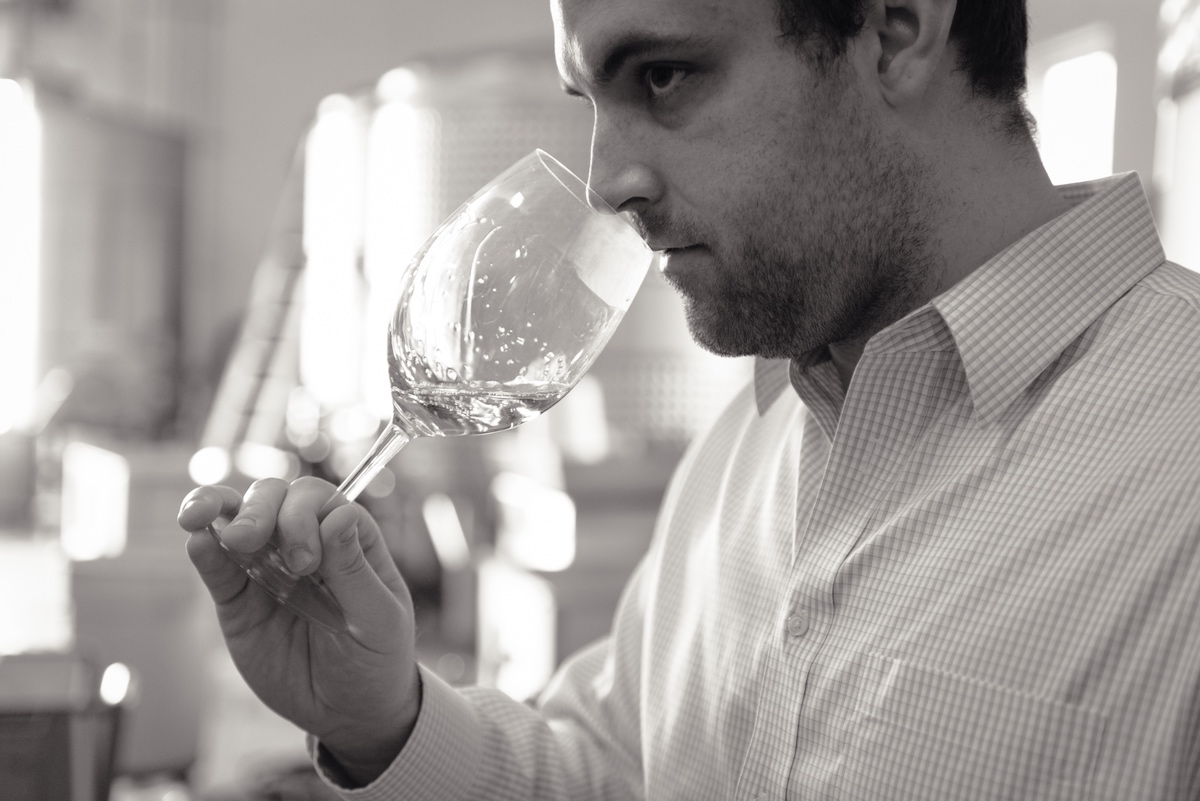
[1027,0,1160,190]
[187,0,554,428]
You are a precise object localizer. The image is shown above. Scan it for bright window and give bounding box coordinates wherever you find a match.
[1157,89,1200,269]
[0,80,42,435]
[1030,49,1119,184]
[1028,24,1119,185]
[1157,0,1200,270]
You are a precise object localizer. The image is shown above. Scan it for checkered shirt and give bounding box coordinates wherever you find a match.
[316,172,1200,799]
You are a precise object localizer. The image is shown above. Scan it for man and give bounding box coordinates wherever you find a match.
[178,0,1200,797]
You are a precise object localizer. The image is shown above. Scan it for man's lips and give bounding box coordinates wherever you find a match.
[656,245,705,276]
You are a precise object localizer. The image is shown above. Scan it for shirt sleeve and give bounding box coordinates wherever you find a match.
[310,555,653,801]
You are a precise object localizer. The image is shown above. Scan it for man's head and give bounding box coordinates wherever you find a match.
[553,0,1036,362]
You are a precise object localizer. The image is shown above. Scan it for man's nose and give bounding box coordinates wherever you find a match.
[586,118,664,215]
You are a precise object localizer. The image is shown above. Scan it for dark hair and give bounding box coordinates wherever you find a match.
[776,0,1031,110]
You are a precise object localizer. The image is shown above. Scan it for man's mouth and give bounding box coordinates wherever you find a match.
[659,244,702,256]
[657,245,705,275]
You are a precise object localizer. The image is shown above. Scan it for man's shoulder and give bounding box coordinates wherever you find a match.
[1132,261,1200,317]
[1040,262,1200,425]
[1097,261,1200,354]
[1069,261,1200,430]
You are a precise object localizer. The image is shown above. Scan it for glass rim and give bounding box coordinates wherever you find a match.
[533,148,622,218]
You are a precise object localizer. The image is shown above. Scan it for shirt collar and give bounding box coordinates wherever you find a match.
[926,172,1165,425]
[754,172,1166,422]
[753,356,793,415]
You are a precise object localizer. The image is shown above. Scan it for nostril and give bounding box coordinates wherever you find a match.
[614,196,652,217]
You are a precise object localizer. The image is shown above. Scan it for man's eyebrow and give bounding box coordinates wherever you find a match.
[562,32,711,94]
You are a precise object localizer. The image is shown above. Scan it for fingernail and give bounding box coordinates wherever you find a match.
[180,498,199,515]
[288,547,313,572]
[338,522,358,545]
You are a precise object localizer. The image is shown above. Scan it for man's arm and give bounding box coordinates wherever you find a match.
[312,556,655,801]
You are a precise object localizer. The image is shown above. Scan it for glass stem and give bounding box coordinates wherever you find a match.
[320,421,412,516]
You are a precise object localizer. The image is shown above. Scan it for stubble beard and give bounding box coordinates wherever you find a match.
[663,93,940,362]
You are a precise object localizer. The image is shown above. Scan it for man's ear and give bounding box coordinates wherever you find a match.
[862,0,956,107]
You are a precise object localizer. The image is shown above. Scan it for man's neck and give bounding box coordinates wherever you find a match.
[932,145,1074,307]
[827,138,1073,395]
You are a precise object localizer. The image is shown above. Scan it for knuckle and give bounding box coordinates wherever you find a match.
[321,503,359,535]
[339,547,374,582]
[292,475,334,493]
[246,477,288,499]
[276,503,314,532]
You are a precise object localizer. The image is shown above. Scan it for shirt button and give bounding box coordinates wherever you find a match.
[786,614,808,638]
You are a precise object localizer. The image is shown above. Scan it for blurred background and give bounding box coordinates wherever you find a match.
[0,0,1196,798]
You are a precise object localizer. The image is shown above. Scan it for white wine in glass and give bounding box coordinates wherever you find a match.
[208,149,655,632]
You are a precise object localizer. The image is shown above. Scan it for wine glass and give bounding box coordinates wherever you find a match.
[207,149,655,633]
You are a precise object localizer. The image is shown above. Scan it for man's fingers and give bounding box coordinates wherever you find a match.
[185,529,280,625]
[275,476,338,576]
[178,484,254,604]
[181,477,399,637]
[217,478,290,553]
[185,527,252,603]
[178,485,243,532]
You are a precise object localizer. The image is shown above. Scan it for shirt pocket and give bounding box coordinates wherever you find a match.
[833,653,1106,801]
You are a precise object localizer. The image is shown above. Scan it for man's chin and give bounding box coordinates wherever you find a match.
[682,302,828,361]
[682,305,765,359]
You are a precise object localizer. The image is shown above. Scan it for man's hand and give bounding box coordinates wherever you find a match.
[177,476,421,786]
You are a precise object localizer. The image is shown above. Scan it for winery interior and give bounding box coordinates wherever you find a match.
[0,0,1197,798]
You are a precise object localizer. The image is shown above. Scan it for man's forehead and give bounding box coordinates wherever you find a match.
[552,0,749,85]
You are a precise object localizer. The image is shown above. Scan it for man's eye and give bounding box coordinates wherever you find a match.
[645,66,686,97]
